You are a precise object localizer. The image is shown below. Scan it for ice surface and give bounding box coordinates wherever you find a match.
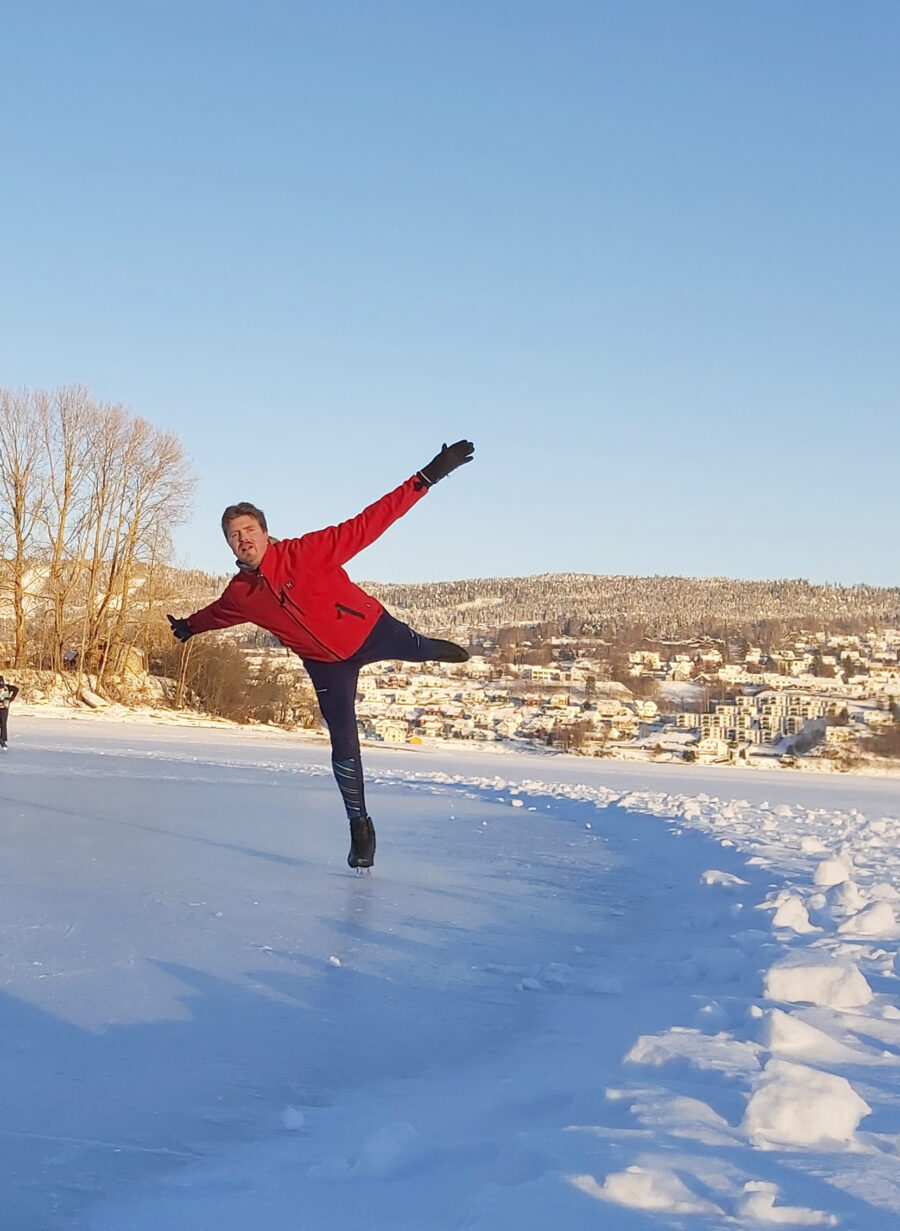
[2,713,900,1230]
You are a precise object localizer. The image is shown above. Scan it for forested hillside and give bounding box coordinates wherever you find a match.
[362,574,900,641]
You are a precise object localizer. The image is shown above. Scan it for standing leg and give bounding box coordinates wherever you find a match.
[301,611,466,867]
[0,708,7,747]
[303,659,375,868]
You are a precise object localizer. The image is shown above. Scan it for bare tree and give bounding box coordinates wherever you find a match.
[67,405,192,692]
[0,390,47,665]
[37,386,96,673]
[93,417,193,688]
[0,386,194,685]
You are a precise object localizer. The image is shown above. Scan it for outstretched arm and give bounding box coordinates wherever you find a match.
[299,440,475,570]
[168,583,248,641]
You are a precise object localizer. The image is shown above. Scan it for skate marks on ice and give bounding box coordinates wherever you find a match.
[7,725,900,1228]
[78,760,900,1229]
[291,767,900,1226]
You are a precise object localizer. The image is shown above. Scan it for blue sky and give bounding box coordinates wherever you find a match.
[1,1,897,586]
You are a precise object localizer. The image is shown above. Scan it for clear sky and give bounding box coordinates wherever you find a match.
[1,1,897,586]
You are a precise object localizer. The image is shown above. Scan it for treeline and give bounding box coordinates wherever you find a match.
[367,574,900,642]
[0,386,193,689]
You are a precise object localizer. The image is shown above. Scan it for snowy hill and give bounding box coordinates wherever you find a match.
[156,569,900,642]
[3,716,900,1229]
[364,573,900,640]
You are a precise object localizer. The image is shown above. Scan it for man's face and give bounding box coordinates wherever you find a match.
[224,515,269,569]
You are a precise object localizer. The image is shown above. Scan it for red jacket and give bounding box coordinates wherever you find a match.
[187,475,428,661]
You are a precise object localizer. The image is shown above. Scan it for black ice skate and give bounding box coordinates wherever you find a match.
[348,814,376,870]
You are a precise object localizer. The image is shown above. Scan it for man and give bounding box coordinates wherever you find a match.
[0,676,19,749]
[168,440,474,869]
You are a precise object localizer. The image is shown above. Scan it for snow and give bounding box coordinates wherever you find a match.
[764,957,874,1008]
[743,1060,871,1148]
[738,1180,838,1226]
[572,1164,723,1214]
[3,712,900,1229]
[772,894,819,933]
[837,900,900,939]
[814,854,854,888]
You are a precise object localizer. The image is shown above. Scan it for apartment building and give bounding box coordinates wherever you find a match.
[687,691,835,748]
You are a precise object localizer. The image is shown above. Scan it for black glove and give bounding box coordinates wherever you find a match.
[416,439,475,487]
[167,614,194,643]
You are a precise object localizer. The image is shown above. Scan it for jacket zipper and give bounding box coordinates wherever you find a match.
[335,602,365,619]
[258,574,340,660]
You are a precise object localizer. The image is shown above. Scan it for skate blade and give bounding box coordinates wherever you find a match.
[355,866,372,877]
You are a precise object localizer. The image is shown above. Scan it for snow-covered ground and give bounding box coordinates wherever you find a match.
[2,714,900,1230]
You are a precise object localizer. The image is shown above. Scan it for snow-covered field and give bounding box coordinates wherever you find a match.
[2,715,900,1230]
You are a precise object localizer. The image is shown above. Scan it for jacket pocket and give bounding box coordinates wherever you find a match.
[335,602,365,619]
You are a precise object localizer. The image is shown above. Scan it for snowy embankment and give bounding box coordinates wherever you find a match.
[2,715,899,1229]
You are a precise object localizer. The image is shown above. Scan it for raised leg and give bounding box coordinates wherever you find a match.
[351,610,469,667]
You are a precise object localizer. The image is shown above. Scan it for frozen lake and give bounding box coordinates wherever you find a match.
[2,715,899,1229]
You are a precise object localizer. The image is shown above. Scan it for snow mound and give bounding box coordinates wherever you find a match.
[837,900,900,938]
[738,1180,838,1225]
[801,836,828,854]
[701,869,748,887]
[694,1000,731,1029]
[626,1027,761,1075]
[813,855,852,888]
[761,1009,874,1064]
[825,879,868,917]
[871,881,900,902]
[764,956,873,1008]
[744,1059,870,1148]
[570,1164,722,1214]
[772,895,819,934]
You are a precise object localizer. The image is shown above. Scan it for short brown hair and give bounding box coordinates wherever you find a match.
[221,502,268,534]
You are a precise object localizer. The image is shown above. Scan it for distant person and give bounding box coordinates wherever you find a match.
[0,676,19,750]
[168,441,474,870]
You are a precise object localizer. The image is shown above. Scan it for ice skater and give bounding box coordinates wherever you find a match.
[0,676,19,749]
[168,440,474,869]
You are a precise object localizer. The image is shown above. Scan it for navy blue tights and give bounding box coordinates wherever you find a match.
[304,611,454,821]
